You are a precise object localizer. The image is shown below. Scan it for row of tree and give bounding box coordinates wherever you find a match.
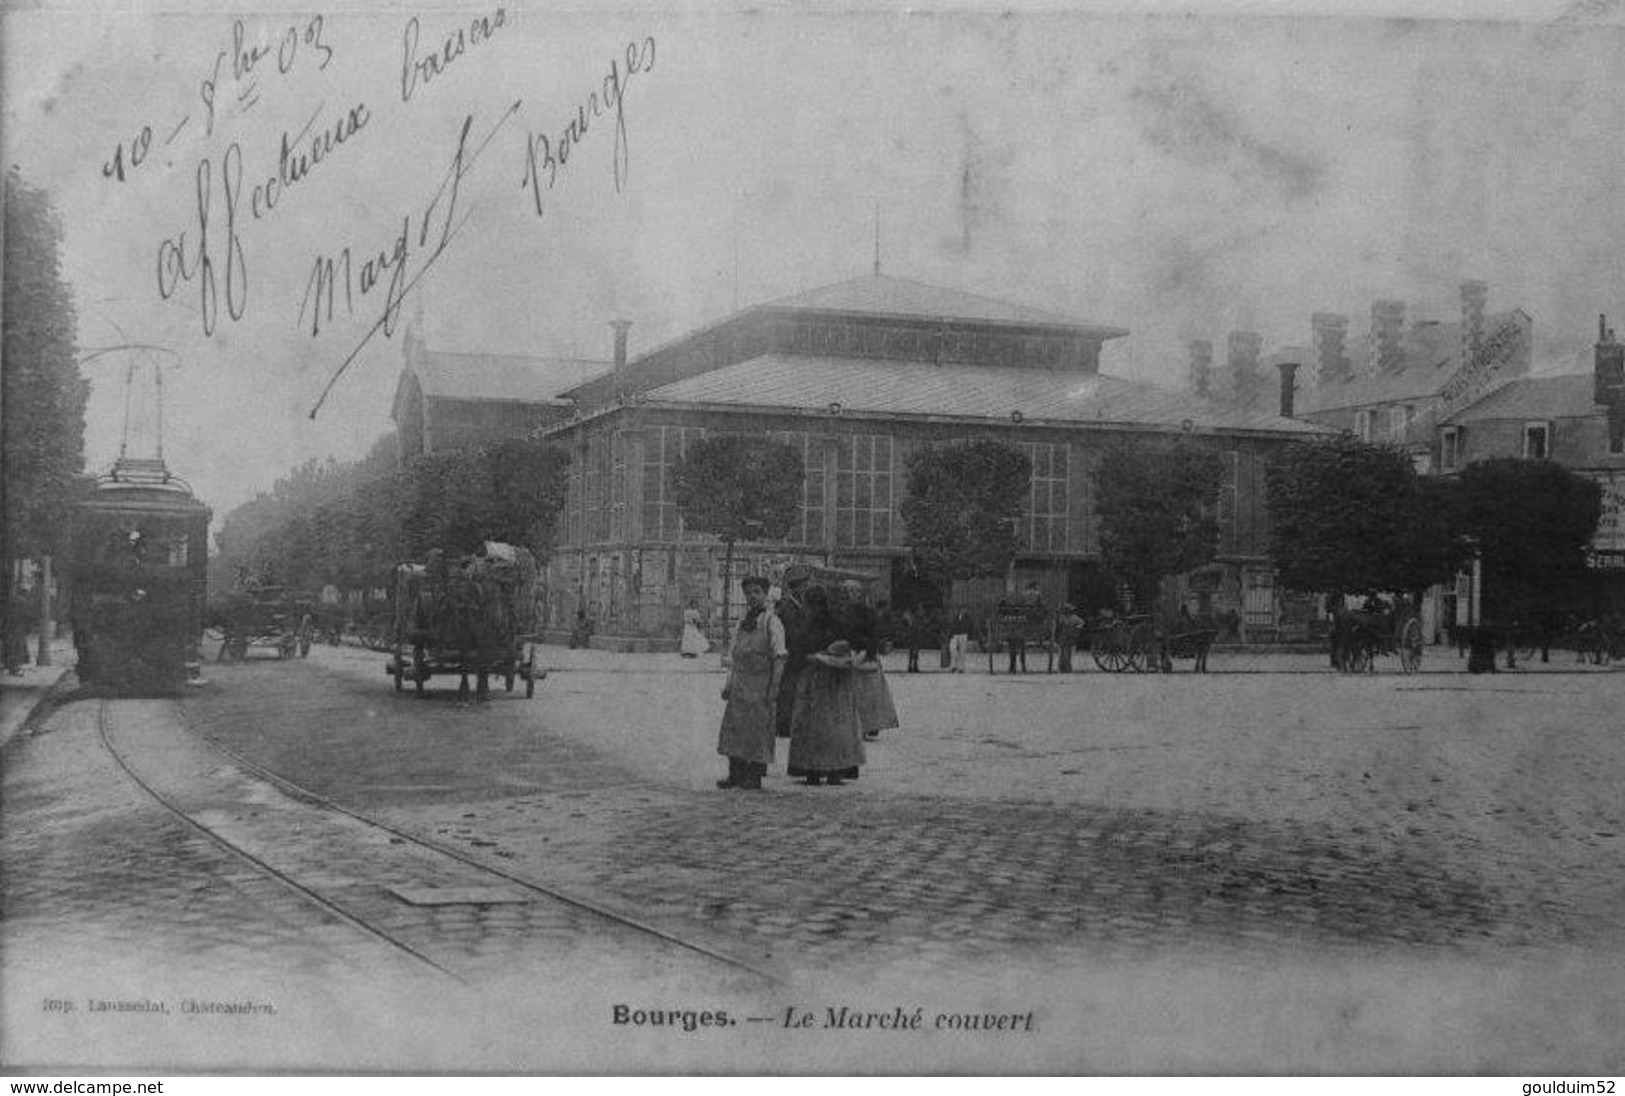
[219,427,1604,626]
[1266,436,1603,622]
[3,170,88,660]
[213,436,569,596]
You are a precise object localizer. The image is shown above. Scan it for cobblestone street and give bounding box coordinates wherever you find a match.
[4,643,1623,1072]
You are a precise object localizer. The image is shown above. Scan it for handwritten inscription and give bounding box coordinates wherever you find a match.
[521,36,656,218]
[203,15,334,132]
[401,10,507,103]
[156,147,248,337]
[249,100,371,219]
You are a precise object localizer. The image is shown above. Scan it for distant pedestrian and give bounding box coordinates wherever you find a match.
[716,575,785,790]
[3,588,32,674]
[680,600,708,658]
[787,586,866,786]
[948,608,972,673]
[569,608,593,649]
[903,607,922,672]
[1057,604,1084,673]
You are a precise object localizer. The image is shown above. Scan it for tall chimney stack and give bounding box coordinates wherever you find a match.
[1369,299,1406,375]
[1311,312,1350,388]
[610,319,632,394]
[1596,312,1624,409]
[1189,339,1213,397]
[1460,280,1488,367]
[1227,331,1263,408]
[1276,360,1301,419]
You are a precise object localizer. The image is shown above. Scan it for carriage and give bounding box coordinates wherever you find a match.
[211,586,316,661]
[1330,600,1424,674]
[1078,612,1219,673]
[68,457,211,695]
[386,542,543,701]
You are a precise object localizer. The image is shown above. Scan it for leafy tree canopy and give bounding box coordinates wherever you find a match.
[3,169,87,564]
[1094,439,1223,609]
[671,434,804,543]
[1455,457,1601,621]
[214,432,570,591]
[1266,435,1465,598]
[899,438,1031,587]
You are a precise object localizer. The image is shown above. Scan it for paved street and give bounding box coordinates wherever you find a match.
[4,641,1623,1073]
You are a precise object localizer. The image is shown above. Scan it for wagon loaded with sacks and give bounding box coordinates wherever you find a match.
[387,542,544,700]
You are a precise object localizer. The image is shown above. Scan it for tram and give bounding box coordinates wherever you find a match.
[69,456,211,694]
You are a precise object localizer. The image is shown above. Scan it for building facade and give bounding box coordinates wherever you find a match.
[1197,281,1533,466]
[1432,315,1625,620]
[525,275,1328,648]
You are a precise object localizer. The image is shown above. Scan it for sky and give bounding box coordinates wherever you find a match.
[7,0,1625,530]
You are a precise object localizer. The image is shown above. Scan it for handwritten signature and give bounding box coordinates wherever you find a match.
[303,104,521,417]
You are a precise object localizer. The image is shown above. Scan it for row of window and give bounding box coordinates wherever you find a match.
[557,429,1270,557]
[1434,419,1622,472]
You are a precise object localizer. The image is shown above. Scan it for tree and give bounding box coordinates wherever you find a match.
[1094,439,1223,612]
[899,439,1031,600]
[1455,458,1602,626]
[1266,435,1464,599]
[3,170,88,660]
[212,432,571,598]
[671,434,803,632]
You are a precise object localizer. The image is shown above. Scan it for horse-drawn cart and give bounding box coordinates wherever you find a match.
[1330,601,1424,674]
[1081,613,1158,672]
[210,586,315,661]
[387,542,543,701]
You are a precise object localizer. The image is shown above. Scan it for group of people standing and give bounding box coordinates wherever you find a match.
[715,564,898,791]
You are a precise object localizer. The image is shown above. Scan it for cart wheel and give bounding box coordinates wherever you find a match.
[1093,643,1127,672]
[1123,642,1148,673]
[1398,618,1423,675]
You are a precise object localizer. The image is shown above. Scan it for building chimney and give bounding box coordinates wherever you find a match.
[1227,331,1263,408]
[1189,339,1213,397]
[1460,280,1488,366]
[1276,360,1301,419]
[610,319,632,394]
[1597,312,1624,409]
[1369,299,1406,375]
[1311,312,1350,388]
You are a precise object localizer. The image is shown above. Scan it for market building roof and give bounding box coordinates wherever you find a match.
[641,354,1328,435]
[758,274,1128,336]
[403,348,608,405]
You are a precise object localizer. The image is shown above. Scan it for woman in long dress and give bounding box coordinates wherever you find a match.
[786,586,868,786]
[841,581,899,741]
[680,600,709,658]
[716,577,785,790]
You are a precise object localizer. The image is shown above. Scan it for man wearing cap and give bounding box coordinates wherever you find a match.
[774,563,815,740]
[717,574,786,790]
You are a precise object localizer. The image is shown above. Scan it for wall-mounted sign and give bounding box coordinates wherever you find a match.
[1587,471,1625,557]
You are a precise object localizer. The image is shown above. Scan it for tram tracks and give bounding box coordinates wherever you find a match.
[96,698,779,988]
